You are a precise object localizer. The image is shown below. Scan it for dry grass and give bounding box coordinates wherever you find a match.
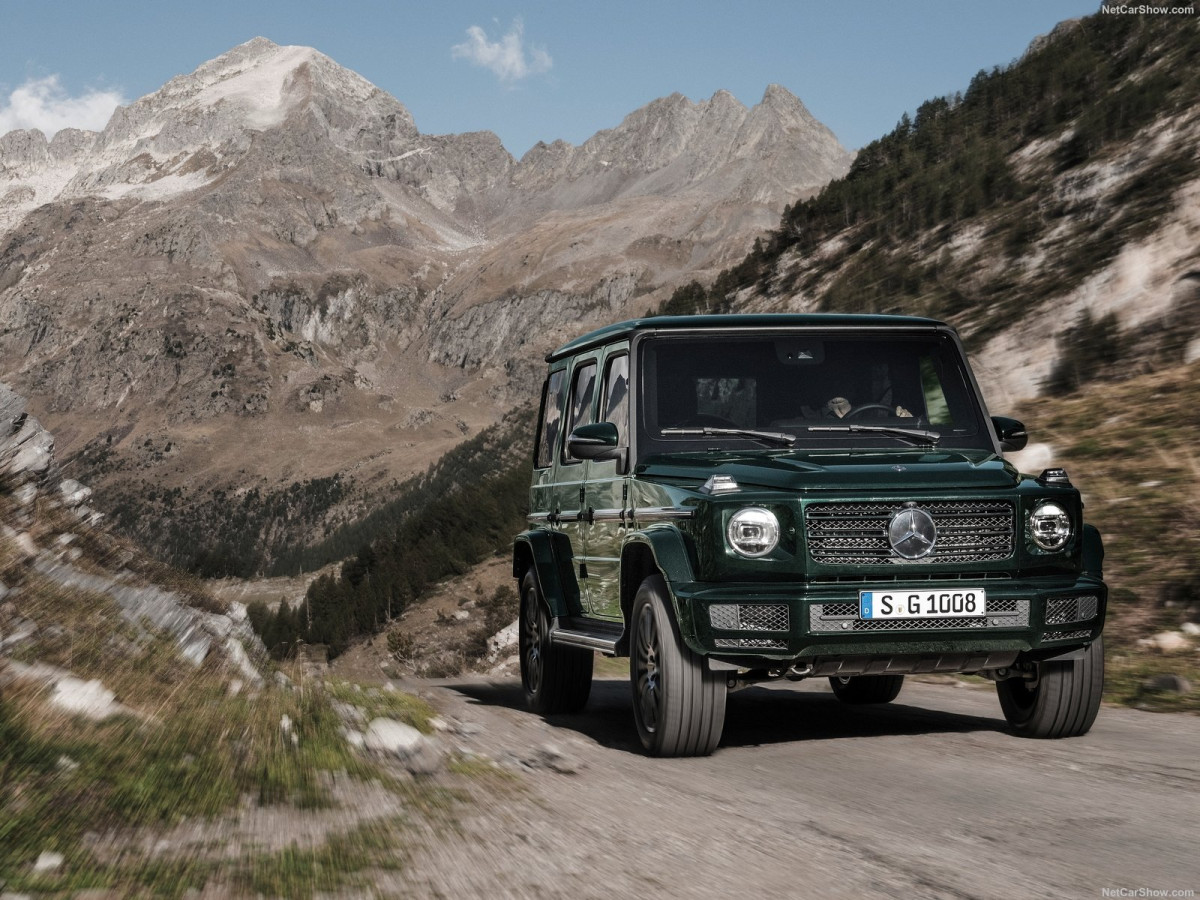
[0,515,453,897]
[1022,362,1200,641]
[1017,362,1200,710]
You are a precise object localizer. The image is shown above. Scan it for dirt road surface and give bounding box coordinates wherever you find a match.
[395,676,1198,900]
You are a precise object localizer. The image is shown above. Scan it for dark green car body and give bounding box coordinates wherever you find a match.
[513,314,1106,751]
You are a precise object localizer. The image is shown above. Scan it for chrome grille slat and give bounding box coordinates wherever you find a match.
[806,499,1015,566]
[714,637,788,650]
[809,599,1029,633]
[811,572,1012,584]
[1042,628,1093,642]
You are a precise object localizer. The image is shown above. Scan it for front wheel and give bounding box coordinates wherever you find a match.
[829,673,904,704]
[630,575,726,756]
[519,571,592,714]
[997,636,1104,738]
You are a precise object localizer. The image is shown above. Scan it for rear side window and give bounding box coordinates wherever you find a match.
[602,354,630,445]
[535,369,567,468]
[562,361,597,463]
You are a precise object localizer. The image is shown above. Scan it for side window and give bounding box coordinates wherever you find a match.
[601,354,629,445]
[535,369,567,468]
[919,356,953,425]
[562,360,597,463]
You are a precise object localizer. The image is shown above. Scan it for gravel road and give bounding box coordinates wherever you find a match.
[397,676,1198,900]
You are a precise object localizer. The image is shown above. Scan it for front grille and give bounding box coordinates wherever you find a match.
[1042,628,1093,643]
[805,500,1015,566]
[1045,596,1099,626]
[809,599,1029,633]
[714,637,788,650]
[709,604,789,632]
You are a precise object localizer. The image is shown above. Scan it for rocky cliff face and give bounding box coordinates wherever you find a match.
[0,37,852,544]
[0,381,265,684]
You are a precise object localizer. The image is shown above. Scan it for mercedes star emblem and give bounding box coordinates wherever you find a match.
[888,506,937,559]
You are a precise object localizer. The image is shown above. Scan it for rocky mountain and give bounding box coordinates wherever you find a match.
[0,38,850,567]
[667,13,1200,403]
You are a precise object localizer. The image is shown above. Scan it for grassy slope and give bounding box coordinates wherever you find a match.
[0,498,459,897]
[1021,362,1200,710]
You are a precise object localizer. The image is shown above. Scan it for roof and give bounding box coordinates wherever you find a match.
[546,313,950,362]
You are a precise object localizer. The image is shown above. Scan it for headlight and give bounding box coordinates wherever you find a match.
[727,507,780,558]
[1030,501,1071,551]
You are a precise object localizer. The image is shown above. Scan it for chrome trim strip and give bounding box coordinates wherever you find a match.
[634,506,695,520]
[550,629,620,653]
[591,508,624,521]
[527,512,552,523]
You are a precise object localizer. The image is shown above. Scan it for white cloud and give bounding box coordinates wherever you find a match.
[0,75,126,138]
[451,19,552,83]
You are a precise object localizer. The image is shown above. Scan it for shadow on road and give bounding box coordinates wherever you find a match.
[445,677,1007,755]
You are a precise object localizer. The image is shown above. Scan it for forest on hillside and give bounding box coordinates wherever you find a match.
[250,409,534,658]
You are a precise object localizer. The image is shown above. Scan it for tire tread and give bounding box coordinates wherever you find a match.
[631,575,726,757]
[521,572,593,715]
[997,636,1104,739]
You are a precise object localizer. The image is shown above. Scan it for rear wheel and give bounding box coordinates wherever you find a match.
[997,636,1104,738]
[630,575,726,756]
[519,571,592,714]
[829,674,905,704]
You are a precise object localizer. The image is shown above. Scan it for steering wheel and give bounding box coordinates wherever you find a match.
[844,403,894,420]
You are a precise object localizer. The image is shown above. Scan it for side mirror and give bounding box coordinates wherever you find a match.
[992,416,1028,452]
[567,422,623,461]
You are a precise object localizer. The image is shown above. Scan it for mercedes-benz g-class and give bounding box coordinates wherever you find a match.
[513,314,1106,756]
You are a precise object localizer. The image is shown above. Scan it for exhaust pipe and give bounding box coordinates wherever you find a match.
[785,664,814,681]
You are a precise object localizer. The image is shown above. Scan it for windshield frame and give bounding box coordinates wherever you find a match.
[631,324,1000,463]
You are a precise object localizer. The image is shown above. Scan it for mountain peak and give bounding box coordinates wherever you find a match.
[240,36,279,51]
[758,83,810,115]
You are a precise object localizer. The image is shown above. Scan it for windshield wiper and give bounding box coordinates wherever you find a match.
[806,424,941,447]
[662,427,796,447]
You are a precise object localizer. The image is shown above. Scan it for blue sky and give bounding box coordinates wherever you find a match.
[0,1,1102,156]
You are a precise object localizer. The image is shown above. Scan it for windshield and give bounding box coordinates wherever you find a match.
[638,331,993,456]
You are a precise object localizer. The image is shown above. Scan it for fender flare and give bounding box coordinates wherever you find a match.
[512,529,582,618]
[621,525,701,648]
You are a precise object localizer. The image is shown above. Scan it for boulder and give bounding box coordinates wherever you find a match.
[487,620,519,661]
[1141,674,1192,694]
[58,479,93,507]
[363,717,445,775]
[364,717,423,755]
[50,677,120,720]
[1151,631,1191,653]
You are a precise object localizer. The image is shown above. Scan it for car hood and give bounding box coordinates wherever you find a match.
[635,448,1021,493]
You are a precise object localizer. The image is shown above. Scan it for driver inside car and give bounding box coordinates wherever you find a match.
[823,396,914,418]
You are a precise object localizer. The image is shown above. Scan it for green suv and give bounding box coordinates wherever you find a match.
[513,314,1106,756]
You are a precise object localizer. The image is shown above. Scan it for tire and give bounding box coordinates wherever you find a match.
[519,571,592,715]
[997,636,1104,738]
[630,575,727,756]
[829,674,905,704]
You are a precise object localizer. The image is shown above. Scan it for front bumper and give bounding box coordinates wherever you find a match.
[675,574,1107,667]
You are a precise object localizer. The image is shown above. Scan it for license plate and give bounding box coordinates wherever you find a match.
[859,589,988,620]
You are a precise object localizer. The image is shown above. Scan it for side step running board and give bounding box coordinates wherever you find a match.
[550,619,623,655]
